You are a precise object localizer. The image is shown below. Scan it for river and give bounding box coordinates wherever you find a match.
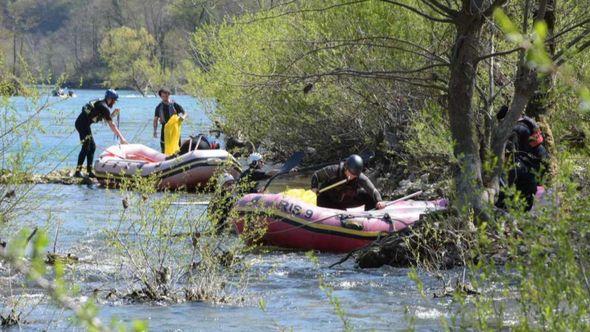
[0,89,454,331]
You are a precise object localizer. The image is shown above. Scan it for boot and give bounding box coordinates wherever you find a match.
[73,166,83,178]
[87,167,96,178]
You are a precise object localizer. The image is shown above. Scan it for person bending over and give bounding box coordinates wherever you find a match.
[74,89,127,178]
[311,154,385,210]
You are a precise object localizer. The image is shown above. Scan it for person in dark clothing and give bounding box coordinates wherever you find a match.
[153,88,186,152]
[74,89,128,178]
[311,154,385,210]
[236,152,273,194]
[497,110,550,211]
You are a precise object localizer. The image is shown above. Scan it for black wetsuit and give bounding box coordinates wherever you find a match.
[155,101,185,152]
[237,168,270,194]
[75,100,112,171]
[497,118,550,211]
[311,162,382,210]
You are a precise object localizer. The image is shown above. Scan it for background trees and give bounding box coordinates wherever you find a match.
[0,0,254,90]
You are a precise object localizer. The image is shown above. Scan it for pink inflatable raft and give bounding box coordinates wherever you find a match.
[233,193,448,253]
[94,144,241,190]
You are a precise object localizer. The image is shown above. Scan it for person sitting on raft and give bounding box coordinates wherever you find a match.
[311,154,385,210]
[74,89,128,178]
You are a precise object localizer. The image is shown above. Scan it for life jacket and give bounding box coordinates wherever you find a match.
[518,116,544,148]
[81,99,100,116]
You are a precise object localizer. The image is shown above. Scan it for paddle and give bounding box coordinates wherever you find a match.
[279,151,305,173]
[262,150,375,192]
[370,190,423,211]
[171,150,305,206]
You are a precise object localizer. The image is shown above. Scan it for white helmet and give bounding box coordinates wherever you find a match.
[218,172,235,185]
[247,152,263,167]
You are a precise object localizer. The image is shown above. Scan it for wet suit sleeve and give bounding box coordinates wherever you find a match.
[95,102,112,122]
[311,165,339,190]
[358,174,383,202]
[173,102,185,114]
[250,170,270,181]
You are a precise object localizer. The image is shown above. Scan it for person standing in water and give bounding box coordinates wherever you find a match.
[74,89,128,178]
[153,88,186,152]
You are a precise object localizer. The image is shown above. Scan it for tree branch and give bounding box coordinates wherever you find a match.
[420,0,458,17]
[240,0,370,24]
[380,0,454,23]
[553,29,590,64]
[476,46,522,63]
[551,17,590,43]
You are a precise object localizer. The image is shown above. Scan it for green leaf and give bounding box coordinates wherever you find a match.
[132,320,149,332]
[493,8,522,43]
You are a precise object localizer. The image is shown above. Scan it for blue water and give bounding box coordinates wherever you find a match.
[7,89,213,172]
[0,90,454,331]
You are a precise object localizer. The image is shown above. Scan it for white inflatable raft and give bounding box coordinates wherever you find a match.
[94,144,240,190]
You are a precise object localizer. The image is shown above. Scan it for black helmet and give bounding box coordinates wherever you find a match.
[345,154,363,176]
[105,89,119,101]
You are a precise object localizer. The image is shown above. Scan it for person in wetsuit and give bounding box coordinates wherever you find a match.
[311,154,385,210]
[74,89,128,178]
[236,152,271,194]
[153,88,186,152]
[496,106,550,211]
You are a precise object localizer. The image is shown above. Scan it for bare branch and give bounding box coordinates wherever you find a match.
[380,0,454,23]
[420,0,458,17]
[240,0,370,24]
[476,47,522,63]
[240,68,448,91]
[553,29,590,64]
[551,17,590,42]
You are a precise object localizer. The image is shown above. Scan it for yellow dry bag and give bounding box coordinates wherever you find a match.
[164,114,182,155]
[281,188,317,206]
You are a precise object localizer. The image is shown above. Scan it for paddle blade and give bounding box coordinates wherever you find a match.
[281,188,317,205]
[280,151,305,173]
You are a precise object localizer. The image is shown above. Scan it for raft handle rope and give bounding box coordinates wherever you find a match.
[251,207,406,236]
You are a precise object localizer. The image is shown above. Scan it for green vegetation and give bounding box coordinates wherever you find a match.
[2,0,590,330]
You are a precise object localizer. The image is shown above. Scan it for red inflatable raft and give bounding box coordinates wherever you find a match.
[232,193,448,253]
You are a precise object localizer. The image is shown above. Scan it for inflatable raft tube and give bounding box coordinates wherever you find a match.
[232,193,448,253]
[94,144,241,190]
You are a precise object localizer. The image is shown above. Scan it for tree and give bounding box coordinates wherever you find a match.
[100,26,164,93]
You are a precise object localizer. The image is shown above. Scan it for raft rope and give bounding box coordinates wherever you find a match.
[256,209,410,236]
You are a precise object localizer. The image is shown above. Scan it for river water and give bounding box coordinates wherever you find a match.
[1,90,455,331]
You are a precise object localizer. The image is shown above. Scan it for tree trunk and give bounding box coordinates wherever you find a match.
[448,13,487,218]
[526,0,557,182]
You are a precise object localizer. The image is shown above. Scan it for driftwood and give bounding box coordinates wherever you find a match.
[355,209,473,270]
